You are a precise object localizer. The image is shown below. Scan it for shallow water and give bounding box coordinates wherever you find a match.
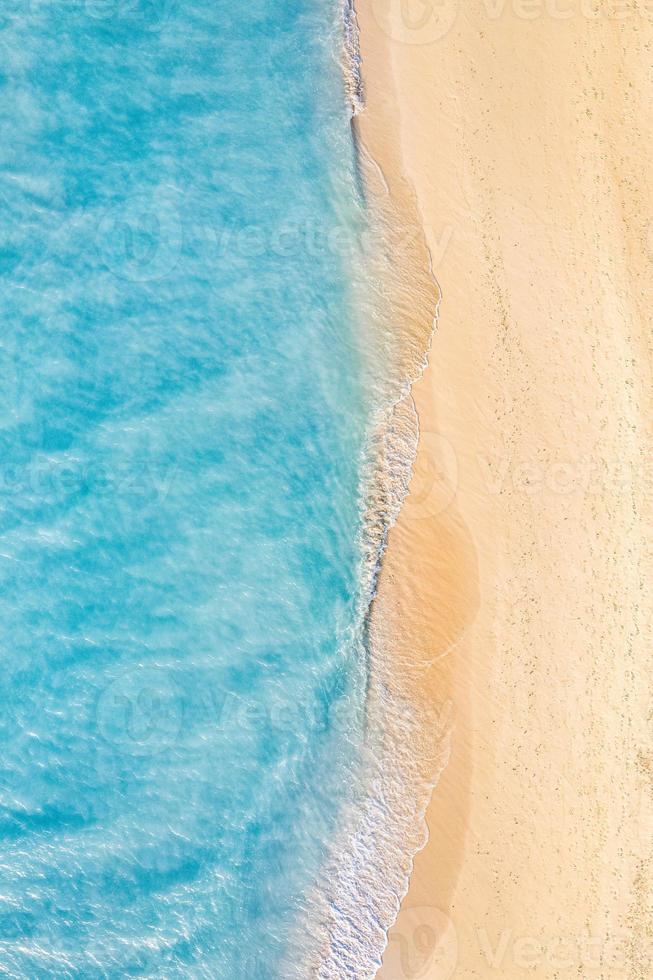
[0,2,377,976]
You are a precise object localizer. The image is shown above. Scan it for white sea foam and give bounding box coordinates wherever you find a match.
[285,13,449,962]
[283,7,452,974]
[297,382,449,977]
[342,0,365,116]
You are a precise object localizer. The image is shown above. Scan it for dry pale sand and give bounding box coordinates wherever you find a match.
[354,1,653,977]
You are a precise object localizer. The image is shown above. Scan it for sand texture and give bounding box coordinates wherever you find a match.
[354,2,653,976]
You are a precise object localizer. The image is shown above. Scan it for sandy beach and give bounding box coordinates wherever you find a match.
[354,1,653,976]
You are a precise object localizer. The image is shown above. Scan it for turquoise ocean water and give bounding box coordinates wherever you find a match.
[0,1,434,977]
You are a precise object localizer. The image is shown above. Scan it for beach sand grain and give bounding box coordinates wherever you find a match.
[353,2,653,976]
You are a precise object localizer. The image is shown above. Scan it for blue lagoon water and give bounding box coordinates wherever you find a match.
[0,1,398,976]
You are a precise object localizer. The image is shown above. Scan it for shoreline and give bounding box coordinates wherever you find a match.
[354,2,652,977]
